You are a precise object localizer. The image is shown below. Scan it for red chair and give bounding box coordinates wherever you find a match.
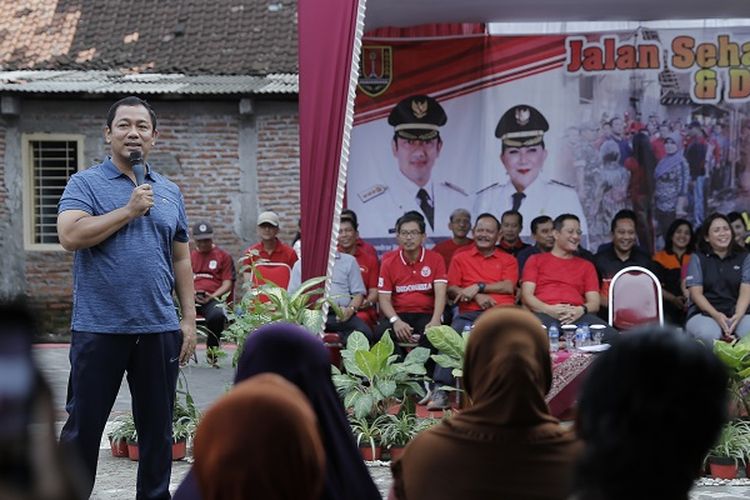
[251,262,292,289]
[608,265,664,330]
[322,332,343,368]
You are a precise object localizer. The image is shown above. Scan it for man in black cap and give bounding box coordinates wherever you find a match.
[474,103,588,240]
[351,94,469,239]
[190,221,236,366]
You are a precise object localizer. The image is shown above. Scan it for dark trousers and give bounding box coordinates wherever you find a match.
[197,299,226,350]
[536,312,620,345]
[325,311,375,345]
[60,331,181,500]
[374,312,438,376]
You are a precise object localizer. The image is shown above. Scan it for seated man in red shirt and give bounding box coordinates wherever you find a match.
[448,213,518,331]
[428,212,518,409]
[432,208,473,269]
[190,222,236,365]
[376,212,447,358]
[338,214,379,328]
[341,208,378,261]
[522,213,618,343]
[240,211,298,284]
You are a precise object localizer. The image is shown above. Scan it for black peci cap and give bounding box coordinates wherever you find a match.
[495,104,549,147]
[388,95,447,141]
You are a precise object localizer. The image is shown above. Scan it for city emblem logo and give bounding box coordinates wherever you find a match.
[209,260,218,270]
[421,266,432,277]
[358,46,393,97]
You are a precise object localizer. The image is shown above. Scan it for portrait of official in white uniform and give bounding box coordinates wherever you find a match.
[352,95,470,239]
[474,104,588,240]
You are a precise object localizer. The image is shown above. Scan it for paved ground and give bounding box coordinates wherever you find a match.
[33,343,750,499]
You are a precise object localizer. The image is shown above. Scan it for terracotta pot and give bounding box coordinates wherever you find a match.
[388,447,406,461]
[708,458,738,479]
[172,440,187,461]
[127,442,140,461]
[359,446,382,461]
[110,438,128,458]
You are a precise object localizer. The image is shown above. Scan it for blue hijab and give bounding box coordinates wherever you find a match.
[174,323,381,500]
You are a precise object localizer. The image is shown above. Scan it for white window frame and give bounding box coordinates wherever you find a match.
[22,133,85,251]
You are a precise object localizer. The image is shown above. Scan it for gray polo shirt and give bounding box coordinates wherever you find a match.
[58,157,189,334]
[288,252,365,307]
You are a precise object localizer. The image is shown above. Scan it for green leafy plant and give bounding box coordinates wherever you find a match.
[108,413,137,444]
[173,368,201,443]
[221,259,329,365]
[380,411,420,448]
[707,419,750,465]
[332,331,429,420]
[426,325,468,378]
[350,415,387,456]
[713,337,750,416]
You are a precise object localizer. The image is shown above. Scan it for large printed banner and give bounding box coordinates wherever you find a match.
[347,28,750,254]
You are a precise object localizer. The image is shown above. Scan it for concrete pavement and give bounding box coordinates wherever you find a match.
[33,343,750,499]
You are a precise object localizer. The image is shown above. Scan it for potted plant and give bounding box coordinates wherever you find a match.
[331,331,430,420]
[221,262,330,366]
[705,419,750,478]
[713,337,750,417]
[380,410,419,460]
[350,415,386,461]
[108,413,136,458]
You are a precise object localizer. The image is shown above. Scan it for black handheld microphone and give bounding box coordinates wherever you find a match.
[129,151,150,216]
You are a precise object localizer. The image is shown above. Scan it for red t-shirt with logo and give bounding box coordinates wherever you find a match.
[448,246,518,312]
[240,239,298,269]
[378,247,447,314]
[522,252,598,306]
[191,245,236,296]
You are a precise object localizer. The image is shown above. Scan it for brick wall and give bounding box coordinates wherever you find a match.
[256,113,301,243]
[9,99,301,334]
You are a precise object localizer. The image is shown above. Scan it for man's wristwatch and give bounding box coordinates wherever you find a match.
[477,282,486,293]
[580,304,588,315]
[389,315,400,324]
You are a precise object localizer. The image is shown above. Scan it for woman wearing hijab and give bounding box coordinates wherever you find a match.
[193,374,325,500]
[174,323,381,500]
[654,132,690,241]
[390,307,581,500]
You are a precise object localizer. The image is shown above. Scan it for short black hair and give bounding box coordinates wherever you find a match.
[530,215,553,235]
[106,96,157,130]
[341,209,358,225]
[663,218,694,254]
[396,211,426,234]
[575,328,727,500]
[610,209,638,233]
[728,211,743,225]
[475,212,500,231]
[553,213,579,231]
[340,215,358,231]
[501,210,523,228]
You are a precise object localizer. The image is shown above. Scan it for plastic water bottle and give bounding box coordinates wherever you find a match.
[463,323,473,336]
[575,326,586,350]
[548,325,559,352]
[582,324,591,347]
[565,330,575,351]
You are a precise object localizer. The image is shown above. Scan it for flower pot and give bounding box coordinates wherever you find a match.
[708,456,738,479]
[110,437,129,458]
[127,442,140,461]
[172,440,187,461]
[388,447,405,461]
[359,446,382,461]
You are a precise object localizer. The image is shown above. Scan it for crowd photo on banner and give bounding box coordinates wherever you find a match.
[348,27,750,254]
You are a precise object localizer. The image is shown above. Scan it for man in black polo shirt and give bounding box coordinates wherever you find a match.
[517,215,554,275]
[594,209,654,320]
[498,210,531,256]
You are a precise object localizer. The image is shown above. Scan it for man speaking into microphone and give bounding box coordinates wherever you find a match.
[57,96,196,499]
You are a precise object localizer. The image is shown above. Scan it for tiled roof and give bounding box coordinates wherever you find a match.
[0,70,298,95]
[0,0,298,76]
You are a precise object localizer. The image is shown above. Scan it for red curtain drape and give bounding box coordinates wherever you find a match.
[298,0,361,282]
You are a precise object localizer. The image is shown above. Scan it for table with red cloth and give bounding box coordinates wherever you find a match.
[546,350,594,418]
